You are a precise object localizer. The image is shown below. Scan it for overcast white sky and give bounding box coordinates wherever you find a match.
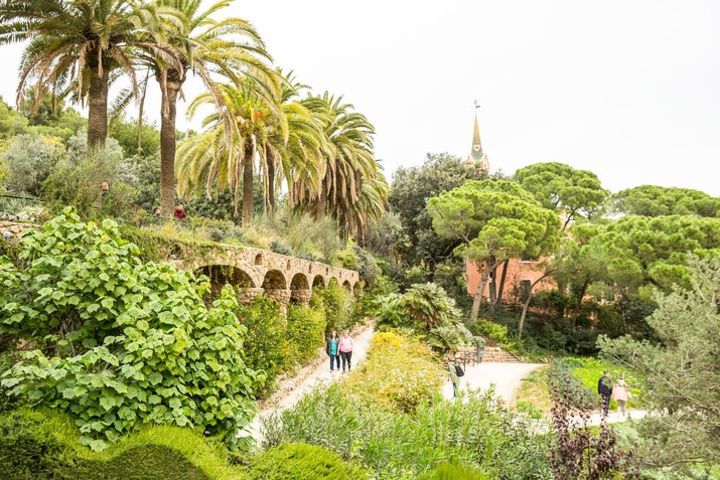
[1,0,719,195]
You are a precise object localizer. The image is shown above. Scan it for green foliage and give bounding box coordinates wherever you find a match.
[109,119,161,158]
[262,386,551,479]
[334,240,359,269]
[246,443,368,480]
[342,332,443,413]
[470,318,510,344]
[42,137,140,219]
[234,296,288,386]
[0,210,260,449]
[599,257,720,471]
[0,100,29,138]
[375,283,473,352]
[2,133,65,195]
[613,185,720,218]
[286,304,327,366]
[390,153,488,267]
[514,162,608,225]
[312,281,357,334]
[418,463,491,480]
[0,408,247,480]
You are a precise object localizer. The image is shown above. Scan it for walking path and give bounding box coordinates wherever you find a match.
[441,361,545,405]
[243,322,375,442]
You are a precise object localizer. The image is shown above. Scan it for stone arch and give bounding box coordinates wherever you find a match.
[290,273,311,305]
[312,275,326,288]
[254,253,263,265]
[262,270,287,289]
[342,280,351,290]
[197,264,255,302]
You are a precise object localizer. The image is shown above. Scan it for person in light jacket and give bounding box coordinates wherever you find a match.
[338,330,354,373]
[612,376,632,417]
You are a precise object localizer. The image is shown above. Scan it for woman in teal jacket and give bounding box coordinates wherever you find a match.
[326,331,340,372]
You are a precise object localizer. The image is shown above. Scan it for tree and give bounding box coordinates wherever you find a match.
[291,93,388,240]
[0,0,168,149]
[598,257,720,471]
[138,0,273,215]
[428,179,560,320]
[390,153,488,267]
[1,134,65,196]
[514,162,608,230]
[612,185,720,218]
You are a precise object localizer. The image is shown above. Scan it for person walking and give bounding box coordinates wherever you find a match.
[326,330,340,373]
[174,203,186,220]
[338,330,354,373]
[447,356,461,398]
[597,370,613,416]
[612,376,631,417]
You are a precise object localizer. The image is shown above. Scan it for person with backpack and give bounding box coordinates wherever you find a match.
[447,355,464,398]
[326,330,340,373]
[597,371,613,416]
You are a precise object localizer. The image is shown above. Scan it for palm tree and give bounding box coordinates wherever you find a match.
[176,80,277,226]
[291,93,388,239]
[0,0,177,149]
[136,0,273,215]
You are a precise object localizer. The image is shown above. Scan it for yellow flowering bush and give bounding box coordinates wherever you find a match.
[342,332,443,413]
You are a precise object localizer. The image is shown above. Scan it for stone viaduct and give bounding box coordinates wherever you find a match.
[172,244,360,308]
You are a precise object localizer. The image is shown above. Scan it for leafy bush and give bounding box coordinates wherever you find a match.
[342,332,443,413]
[246,443,367,480]
[0,408,247,480]
[234,296,288,387]
[312,281,356,335]
[0,210,260,449]
[2,133,65,196]
[262,386,551,479]
[470,317,510,345]
[418,463,490,480]
[286,304,326,366]
[375,283,473,352]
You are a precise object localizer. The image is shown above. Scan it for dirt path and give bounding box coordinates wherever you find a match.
[441,362,545,405]
[243,323,375,442]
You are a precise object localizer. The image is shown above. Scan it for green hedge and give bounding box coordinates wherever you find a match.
[418,463,490,480]
[286,304,327,366]
[0,409,246,480]
[246,443,368,480]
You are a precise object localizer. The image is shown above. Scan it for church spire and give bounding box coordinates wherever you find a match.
[467,102,489,170]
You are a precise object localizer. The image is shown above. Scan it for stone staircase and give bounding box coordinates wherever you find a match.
[481,346,520,363]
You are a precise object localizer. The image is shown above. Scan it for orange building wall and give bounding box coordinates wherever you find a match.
[466,258,555,302]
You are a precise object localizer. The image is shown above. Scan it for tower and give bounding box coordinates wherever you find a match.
[466,103,489,171]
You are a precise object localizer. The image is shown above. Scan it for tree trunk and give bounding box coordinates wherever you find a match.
[87,63,109,150]
[471,264,491,321]
[242,143,254,227]
[159,79,180,216]
[266,148,276,215]
[136,71,149,155]
[572,278,590,327]
[317,177,327,219]
[495,260,509,305]
[519,294,532,339]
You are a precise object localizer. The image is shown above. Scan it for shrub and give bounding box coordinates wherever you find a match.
[0,210,260,449]
[0,408,247,480]
[246,443,368,480]
[234,296,288,387]
[1,133,65,196]
[262,386,551,479]
[342,332,443,413]
[312,281,356,334]
[418,463,491,480]
[286,304,326,366]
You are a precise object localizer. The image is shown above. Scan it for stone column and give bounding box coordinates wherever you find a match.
[236,287,264,305]
[265,288,291,314]
[290,289,311,305]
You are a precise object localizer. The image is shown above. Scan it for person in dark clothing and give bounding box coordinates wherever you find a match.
[597,371,613,416]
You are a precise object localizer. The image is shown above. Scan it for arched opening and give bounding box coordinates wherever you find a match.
[342,280,352,290]
[308,264,312,273]
[254,253,263,265]
[327,277,340,288]
[312,275,326,288]
[262,269,287,290]
[197,265,255,302]
[286,260,291,270]
[290,273,310,291]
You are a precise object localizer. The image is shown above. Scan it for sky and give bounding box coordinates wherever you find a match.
[1,0,719,195]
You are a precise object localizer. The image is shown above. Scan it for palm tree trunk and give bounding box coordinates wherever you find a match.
[87,64,109,150]
[242,144,254,227]
[317,177,327,219]
[136,71,149,155]
[266,148,276,215]
[160,80,180,215]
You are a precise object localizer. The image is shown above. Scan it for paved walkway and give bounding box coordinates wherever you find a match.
[243,323,375,442]
[441,362,545,405]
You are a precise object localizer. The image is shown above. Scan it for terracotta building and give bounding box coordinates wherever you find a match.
[463,107,555,303]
